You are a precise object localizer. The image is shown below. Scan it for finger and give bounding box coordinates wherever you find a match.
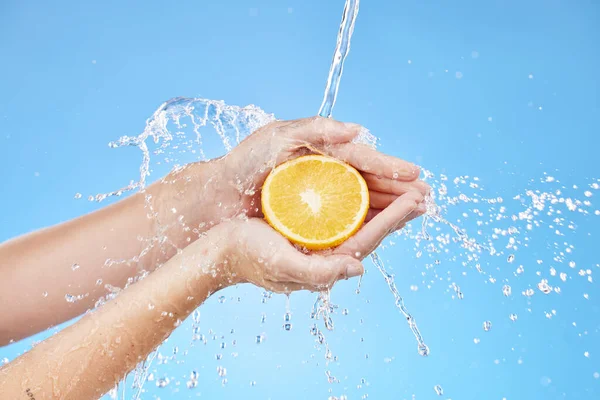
[282,116,360,145]
[394,207,427,231]
[365,191,428,223]
[336,191,424,259]
[363,173,430,196]
[327,142,420,181]
[365,208,382,223]
[277,250,364,288]
[370,191,399,209]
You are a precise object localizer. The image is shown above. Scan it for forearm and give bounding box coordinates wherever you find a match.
[0,231,227,400]
[0,159,225,344]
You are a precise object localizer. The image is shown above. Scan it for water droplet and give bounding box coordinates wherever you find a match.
[418,343,430,356]
[434,384,444,395]
[284,312,291,322]
[318,331,326,344]
[186,380,197,389]
[65,294,76,303]
[95,278,103,286]
[148,303,155,310]
[218,295,226,303]
[250,380,257,386]
[355,251,361,258]
[1,357,9,365]
[220,342,226,349]
[325,370,337,383]
[516,265,524,274]
[342,308,349,315]
[537,279,552,294]
[71,263,80,271]
[217,366,227,377]
[260,313,266,323]
[215,353,222,360]
[156,377,170,388]
[256,335,263,344]
[474,338,480,344]
[392,172,399,179]
[42,291,48,297]
[190,370,198,380]
[507,254,515,263]
[509,313,518,321]
[523,288,535,297]
[502,285,512,296]
[74,193,82,199]
[483,321,492,331]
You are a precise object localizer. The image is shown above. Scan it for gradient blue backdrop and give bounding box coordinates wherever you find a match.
[1,0,599,399]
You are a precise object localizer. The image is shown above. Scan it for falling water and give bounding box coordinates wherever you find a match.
[316,0,429,355]
[318,0,360,118]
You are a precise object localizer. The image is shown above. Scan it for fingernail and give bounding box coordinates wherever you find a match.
[346,263,364,278]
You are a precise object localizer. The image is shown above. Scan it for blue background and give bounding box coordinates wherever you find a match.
[1,0,599,399]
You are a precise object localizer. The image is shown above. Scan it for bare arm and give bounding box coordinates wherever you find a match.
[0,160,221,345]
[0,224,227,400]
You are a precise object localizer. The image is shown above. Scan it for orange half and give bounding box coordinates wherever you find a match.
[261,155,369,250]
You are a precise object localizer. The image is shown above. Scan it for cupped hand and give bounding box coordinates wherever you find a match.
[216,117,430,222]
[216,190,425,294]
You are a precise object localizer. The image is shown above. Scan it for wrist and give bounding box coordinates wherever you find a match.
[201,222,243,290]
[150,160,225,233]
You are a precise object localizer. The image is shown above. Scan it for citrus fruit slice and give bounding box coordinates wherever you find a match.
[261,154,369,250]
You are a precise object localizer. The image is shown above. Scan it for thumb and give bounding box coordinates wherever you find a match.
[324,254,364,280]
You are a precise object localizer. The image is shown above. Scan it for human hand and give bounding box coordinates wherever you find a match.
[213,116,430,222]
[152,116,429,257]
[214,190,425,294]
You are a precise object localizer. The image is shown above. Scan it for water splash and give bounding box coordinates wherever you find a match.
[77,0,600,396]
[90,84,599,400]
[102,97,274,198]
[92,95,599,399]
